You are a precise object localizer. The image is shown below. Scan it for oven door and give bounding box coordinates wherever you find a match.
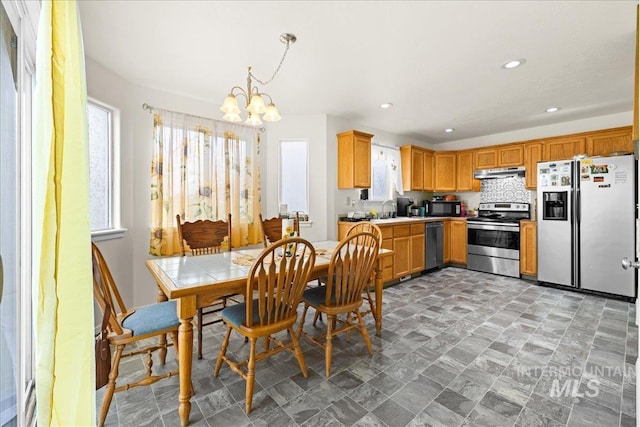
[467,222,520,259]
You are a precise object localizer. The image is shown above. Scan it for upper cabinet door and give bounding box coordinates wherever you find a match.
[498,145,524,167]
[411,149,425,190]
[524,142,543,189]
[423,150,434,191]
[337,130,373,188]
[543,137,586,161]
[585,126,633,157]
[434,152,456,191]
[475,148,498,169]
[456,150,477,192]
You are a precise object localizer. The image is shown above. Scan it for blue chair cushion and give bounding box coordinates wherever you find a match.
[302,286,335,307]
[122,300,180,337]
[222,300,260,328]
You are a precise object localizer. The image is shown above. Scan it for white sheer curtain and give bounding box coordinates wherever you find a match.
[150,109,262,256]
[371,144,403,201]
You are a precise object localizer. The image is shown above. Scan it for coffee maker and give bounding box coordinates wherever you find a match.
[396,197,414,217]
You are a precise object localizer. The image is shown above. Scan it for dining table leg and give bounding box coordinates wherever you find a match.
[374,263,383,336]
[156,284,169,363]
[177,296,196,427]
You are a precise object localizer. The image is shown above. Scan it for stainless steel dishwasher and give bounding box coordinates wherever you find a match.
[425,222,444,270]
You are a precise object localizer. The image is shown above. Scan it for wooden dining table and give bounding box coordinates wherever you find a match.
[146,240,392,426]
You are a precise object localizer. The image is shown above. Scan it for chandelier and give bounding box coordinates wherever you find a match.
[220,33,297,126]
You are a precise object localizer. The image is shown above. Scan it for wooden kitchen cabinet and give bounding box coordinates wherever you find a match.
[393,225,411,278]
[520,220,537,276]
[380,225,394,283]
[410,223,425,273]
[337,130,373,188]
[456,149,479,192]
[524,142,543,189]
[475,145,523,169]
[585,126,633,157]
[449,219,467,265]
[498,145,524,166]
[400,145,434,191]
[337,222,352,240]
[543,136,586,161]
[423,150,435,191]
[434,151,457,191]
[475,148,498,169]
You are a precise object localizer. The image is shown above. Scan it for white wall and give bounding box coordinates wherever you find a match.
[86,58,223,306]
[261,115,328,243]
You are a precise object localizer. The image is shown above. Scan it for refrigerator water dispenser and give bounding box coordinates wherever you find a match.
[542,191,568,221]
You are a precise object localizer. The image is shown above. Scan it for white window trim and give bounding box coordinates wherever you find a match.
[87,97,125,240]
[2,0,39,426]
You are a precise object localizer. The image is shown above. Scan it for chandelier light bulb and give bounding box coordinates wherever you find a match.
[248,94,267,114]
[262,103,282,122]
[220,94,240,114]
[222,111,242,122]
[245,112,263,126]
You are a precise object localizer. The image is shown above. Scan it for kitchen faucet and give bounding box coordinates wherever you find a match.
[382,199,396,218]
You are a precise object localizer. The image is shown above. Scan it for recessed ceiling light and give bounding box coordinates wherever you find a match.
[502,59,526,69]
[444,128,455,133]
[545,107,560,113]
[379,103,393,109]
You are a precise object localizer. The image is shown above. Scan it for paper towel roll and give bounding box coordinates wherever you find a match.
[282,218,297,239]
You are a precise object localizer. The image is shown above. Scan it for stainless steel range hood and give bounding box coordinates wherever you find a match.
[474,166,525,179]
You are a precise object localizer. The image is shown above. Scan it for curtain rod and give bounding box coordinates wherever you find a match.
[142,103,265,132]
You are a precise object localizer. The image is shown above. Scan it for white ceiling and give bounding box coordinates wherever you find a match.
[78,1,637,144]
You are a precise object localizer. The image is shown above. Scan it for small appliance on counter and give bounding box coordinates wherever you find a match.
[423,200,463,217]
[396,197,414,217]
[408,206,421,217]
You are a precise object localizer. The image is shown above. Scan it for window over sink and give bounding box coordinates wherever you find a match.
[370,144,403,201]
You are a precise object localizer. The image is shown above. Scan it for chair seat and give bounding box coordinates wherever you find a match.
[122,300,180,336]
[302,286,336,307]
[221,300,260,328]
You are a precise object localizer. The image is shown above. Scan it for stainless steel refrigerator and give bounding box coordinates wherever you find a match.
[537,154,636,297]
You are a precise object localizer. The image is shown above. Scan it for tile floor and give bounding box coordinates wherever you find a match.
[98,267,637,426]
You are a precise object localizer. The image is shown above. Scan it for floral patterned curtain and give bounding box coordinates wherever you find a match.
[150,109,262,256]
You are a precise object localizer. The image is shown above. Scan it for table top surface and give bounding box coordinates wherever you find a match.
[146,240,391,299]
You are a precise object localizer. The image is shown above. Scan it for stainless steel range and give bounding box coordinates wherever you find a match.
[467,203,530,278]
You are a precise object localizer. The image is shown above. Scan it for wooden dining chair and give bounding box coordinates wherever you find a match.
[258,212,300,247]
[176,213,238,359]
[314,221,383,326]
[92,242,180,427]
[297,231,380,377]
[214,237,316,414]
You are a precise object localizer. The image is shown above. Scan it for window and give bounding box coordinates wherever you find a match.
[279,140,308,215]
[87,99,123,239]
[370,145,403,201]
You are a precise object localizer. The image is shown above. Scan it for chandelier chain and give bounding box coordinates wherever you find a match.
[248,39,292,86]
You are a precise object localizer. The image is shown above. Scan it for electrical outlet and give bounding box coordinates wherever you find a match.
[346,196,351,206]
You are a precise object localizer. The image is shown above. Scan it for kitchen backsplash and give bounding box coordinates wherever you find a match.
[480,177,530,203]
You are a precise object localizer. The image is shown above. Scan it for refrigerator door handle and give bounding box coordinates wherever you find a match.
[621,257,640,270]
[575,187,580,224]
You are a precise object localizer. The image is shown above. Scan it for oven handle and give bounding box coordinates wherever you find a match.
[467,223,520,232]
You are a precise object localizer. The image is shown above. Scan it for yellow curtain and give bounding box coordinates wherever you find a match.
[33,1,95,425]
[150,109,262,256]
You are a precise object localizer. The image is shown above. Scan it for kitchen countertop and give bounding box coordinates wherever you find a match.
[338,216,470,225]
